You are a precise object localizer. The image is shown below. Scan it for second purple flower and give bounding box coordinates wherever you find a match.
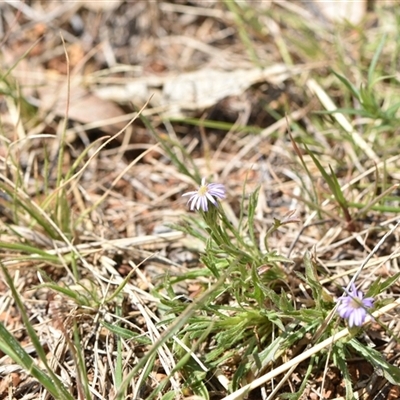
[337,283,374,328]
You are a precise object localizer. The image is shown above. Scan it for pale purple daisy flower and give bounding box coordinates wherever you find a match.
[337,283,374,328]
[182,178,226,212]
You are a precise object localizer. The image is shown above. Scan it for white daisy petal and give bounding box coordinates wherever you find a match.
[182,178,226,212]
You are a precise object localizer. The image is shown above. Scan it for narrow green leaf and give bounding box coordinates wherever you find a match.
[304,144,348,210]
[140,112,200,183]
[303,251,323,306]
[101,321,152,344]
[350,338,400,385]
[331,70,360,100]
[0,241,60,262]
[42,283,91,306]
[73,322,91,400]
[333,342,354,400]
[359,84,379,115]
[385,101,400,118]
[368,34,387,87]
[247,187,260,246]
[327,165,347,206]
[367,272,400,297]
[160,392,177,400]
[0,322,63,397]
[315,108,371,117]
[167,117,261,134]
[0,262,74,400]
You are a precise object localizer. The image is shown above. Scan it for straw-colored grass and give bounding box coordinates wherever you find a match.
[1,1,400,399]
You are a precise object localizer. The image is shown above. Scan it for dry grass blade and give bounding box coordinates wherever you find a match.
[1,1,400,399]
[222,299,400,400]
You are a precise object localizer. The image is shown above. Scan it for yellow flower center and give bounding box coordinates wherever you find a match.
[198,185,208,196]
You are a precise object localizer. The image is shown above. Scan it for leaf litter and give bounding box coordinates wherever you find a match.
[1,1,400,399]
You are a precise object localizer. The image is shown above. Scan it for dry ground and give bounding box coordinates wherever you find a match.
[1,1,400,399]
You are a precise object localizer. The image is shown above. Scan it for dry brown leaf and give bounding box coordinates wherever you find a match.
[94,64,303,117]
[7,56,126,136]
[38,84,126,135]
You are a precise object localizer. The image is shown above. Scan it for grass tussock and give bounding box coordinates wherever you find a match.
[1,1,400,399]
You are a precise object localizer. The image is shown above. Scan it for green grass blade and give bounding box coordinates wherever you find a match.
[0,322,66,398]
[331,70,360,100]
[0,262,74,400]
[140,112,200,183]
[368,34,387,87]
[350,338,400,385]
[0,241,60,262]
